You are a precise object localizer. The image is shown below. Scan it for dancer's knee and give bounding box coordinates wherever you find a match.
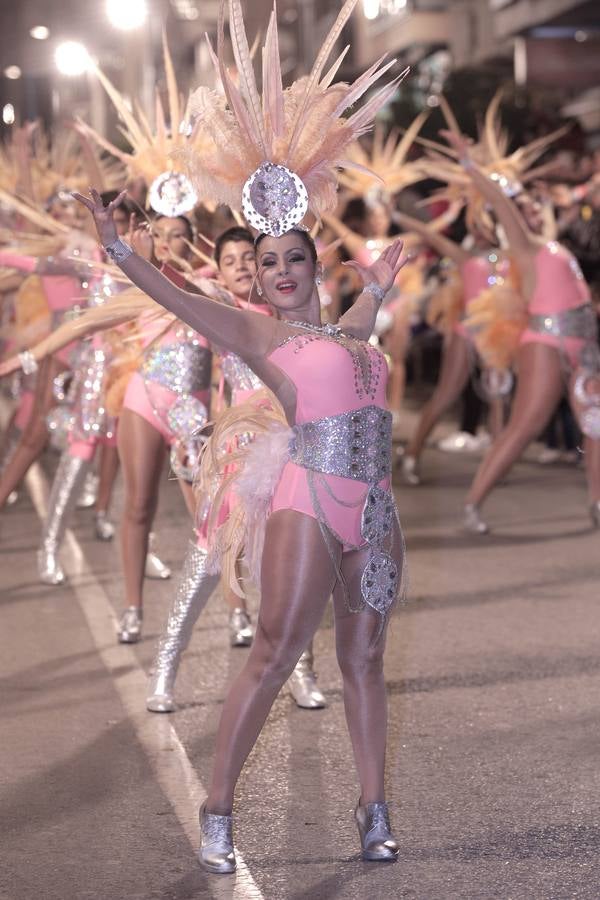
[337,635,384,684]
[249,631,302,688]
[126,491,158,527]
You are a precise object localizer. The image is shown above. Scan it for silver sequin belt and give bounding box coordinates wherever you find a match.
[142,342,212,394]
[528,303,597,341]
[289,405,392,484]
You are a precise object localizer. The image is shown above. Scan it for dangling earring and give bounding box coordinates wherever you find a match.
[257,285,263,296]
[316,276,322,285]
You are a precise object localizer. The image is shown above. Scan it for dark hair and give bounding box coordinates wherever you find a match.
[154,214,194,242]
[254,228,318,268]
[214,226,254,266]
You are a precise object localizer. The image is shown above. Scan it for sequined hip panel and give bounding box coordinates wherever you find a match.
[142,342,212,394]
[287,405,401,630]
[289,405,392,483]
[527,304,597,341]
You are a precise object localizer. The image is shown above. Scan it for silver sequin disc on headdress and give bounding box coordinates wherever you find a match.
[242,162,308,236]
[489,172,523,198]
[148,171,198,217]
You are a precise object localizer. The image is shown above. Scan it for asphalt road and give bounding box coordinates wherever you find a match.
[2,418,600,900]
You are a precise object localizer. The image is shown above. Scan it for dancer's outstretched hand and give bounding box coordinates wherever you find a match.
[72,188,127,248]
[343,238,407,295]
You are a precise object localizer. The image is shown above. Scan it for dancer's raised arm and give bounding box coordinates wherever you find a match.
[392,210,467,266]
[74,190,277,360]
[340,238,407,340]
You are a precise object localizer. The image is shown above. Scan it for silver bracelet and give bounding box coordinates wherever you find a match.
[363,282,386,304]
[104,238,133,264]
[18,350,38,375]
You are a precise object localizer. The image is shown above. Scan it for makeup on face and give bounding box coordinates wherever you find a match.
[152,217,191,261]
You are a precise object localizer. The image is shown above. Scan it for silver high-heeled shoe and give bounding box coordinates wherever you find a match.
[76,471,99,509]
[463,503,489,535]
[355,801,399,862]
[146,543,219,713]
[117,606,142,643]
[38,452,90,585]
[229,608,253,647]
[95,511,115,541]
[590,501,600,527]
[288,643,326,709]
[198,803,236,875]
[145,532,172,580]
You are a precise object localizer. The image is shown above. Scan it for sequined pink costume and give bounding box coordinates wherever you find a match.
[520,241,593,367]
[269,331,391,552]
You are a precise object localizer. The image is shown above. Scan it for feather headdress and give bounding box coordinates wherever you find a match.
[78,36,205,216]
[416,91,568,241]
[179,0,407,235]
[337,113,428,200]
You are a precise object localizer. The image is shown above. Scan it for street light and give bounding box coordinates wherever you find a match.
[106,0,148,31]
[4,66,22,80]
[30,25,50,40]
[55,41,92,77]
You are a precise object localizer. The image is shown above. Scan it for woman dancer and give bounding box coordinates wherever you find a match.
[394,210,512,486]
[443,129,600,532]
[76,0,410,870]
[146,226,326,713]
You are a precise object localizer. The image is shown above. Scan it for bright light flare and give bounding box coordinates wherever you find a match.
[4,65,22,80]
[3,104,15,125]
[54,41,91,77]
[106,0,148,31]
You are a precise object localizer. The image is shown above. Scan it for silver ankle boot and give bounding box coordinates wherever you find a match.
[229,608,253,647]
[355,801,399,862]
[94,511,115,541]
[145,532,172,580]
[37,453,90,585]
[117,606,143,643]
[76,471,99,509]
[198,803,236,875]
[146,543,219,712]
[463,503,489,535]
[288,641,326,709]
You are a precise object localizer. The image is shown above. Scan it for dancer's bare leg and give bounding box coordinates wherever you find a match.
[117,409,166,608]
[0,357,67,508]
[178,478,197,520]
[466,343,564,507]
[487,396,505,440]
[96,444,119,514]
[385,317,409,417]
[333,519,403,804]
[206,510,338,814]
[405,332,471,459]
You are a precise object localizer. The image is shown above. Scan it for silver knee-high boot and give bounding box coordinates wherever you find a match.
[288,640,326,709]
[146,542,219,713]
[38,453,90,585]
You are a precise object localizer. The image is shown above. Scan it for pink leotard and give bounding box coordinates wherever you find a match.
[520,241,592,367]
[268,333,390,550]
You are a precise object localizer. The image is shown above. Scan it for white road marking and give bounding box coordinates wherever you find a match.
[25,460,264,899]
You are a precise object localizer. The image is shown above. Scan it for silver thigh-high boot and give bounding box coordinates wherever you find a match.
[38,452,90,585]
[146,542,219,712]
[287,639,326,709]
